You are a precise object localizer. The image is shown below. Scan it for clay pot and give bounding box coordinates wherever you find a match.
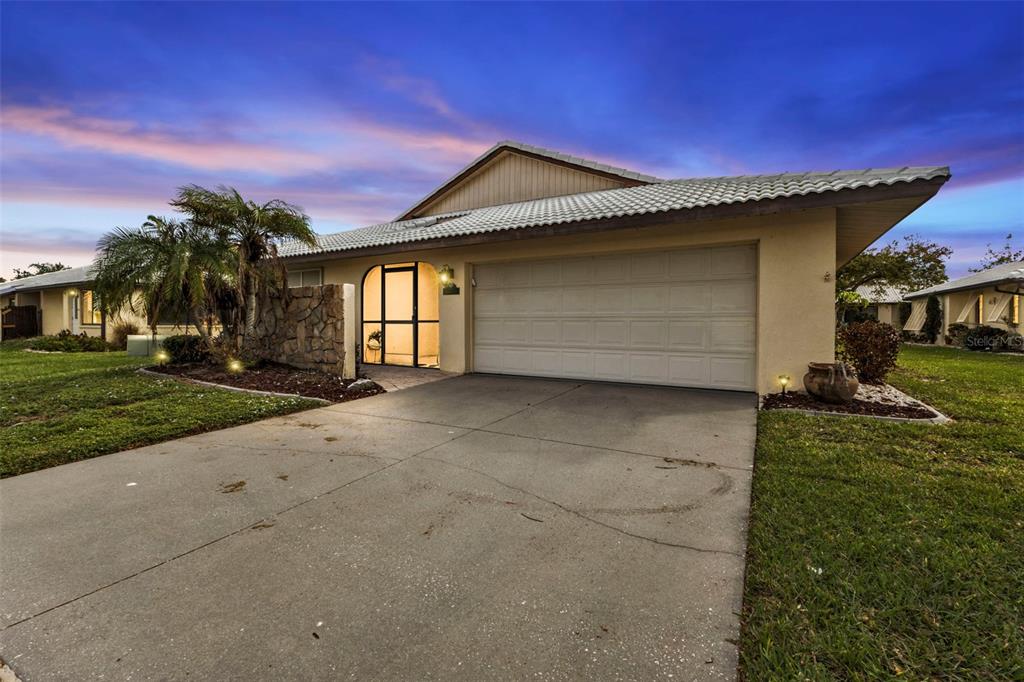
[803,362,860,404]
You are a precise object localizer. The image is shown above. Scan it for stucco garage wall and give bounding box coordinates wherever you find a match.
[302,208,837,394]
[40,289,67,336]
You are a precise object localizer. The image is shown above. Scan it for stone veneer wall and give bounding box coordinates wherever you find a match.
[248,284,353,376]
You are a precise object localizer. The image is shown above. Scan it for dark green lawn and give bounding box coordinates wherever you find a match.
[0,341,321,477]
[741,346,1024,680]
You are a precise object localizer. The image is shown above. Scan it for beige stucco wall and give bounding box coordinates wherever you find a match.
[29,287,193,340]
[876,303,903,330]
[908,288,1020,343]
[945,289,1020,336]
[40,289,67,335]
[297,207,837,394]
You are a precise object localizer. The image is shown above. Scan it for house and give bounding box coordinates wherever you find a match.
[851,283,909,330]
[1,266,103,339]
[903,260,1023,342]
[279,140,949,394]
[0,265,194,341]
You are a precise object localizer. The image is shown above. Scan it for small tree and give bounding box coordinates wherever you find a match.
[14,262,70,279]
[93,216,231,349]
[923,295,942,343]
[837,235,951,295]
[838,321,901,384]
[970,234,1023,272]
[170,185,316,351]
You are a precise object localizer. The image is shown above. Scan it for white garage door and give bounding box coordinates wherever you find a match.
[472,245,757,391]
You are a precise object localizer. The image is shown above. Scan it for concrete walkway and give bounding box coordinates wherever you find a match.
[0,375,756,681]
[359,363,454,392]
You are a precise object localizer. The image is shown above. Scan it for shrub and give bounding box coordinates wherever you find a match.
[28,330,112,353]
[923,295,942,343]
[963,325,1008,352]
[110,321,140,350]
[162,335,210,364]
[837,320,901,384]
[1003,332,1024,353]
[946,323,970,347]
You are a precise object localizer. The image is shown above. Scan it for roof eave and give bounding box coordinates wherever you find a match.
[285,176,948,265]
[907,277,1024,299]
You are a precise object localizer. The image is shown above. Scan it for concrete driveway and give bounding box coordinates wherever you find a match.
[0,375,757,681]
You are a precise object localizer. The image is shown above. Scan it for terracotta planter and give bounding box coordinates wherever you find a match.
[803,362,859,404]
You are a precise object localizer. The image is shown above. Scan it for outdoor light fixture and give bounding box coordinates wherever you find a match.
[778,374,791,394]
[439,264,459,295]
[227,359,244,373]
[154,350,170,365]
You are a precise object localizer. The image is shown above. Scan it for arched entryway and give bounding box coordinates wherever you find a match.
[361,262,439,367]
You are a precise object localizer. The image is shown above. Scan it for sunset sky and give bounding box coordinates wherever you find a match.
[2,1,1021,280]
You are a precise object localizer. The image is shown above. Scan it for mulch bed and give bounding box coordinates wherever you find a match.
[762,390,937,419]
[152,362,385,403]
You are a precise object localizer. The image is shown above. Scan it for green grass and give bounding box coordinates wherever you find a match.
[741,346,1024,680]
[0,341,321,477]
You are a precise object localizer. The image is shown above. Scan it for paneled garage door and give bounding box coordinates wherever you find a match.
[472,245,756,391]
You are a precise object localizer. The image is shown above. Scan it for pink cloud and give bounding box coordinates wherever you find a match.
[1,105,334,174]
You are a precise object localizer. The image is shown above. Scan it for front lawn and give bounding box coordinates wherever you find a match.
[0,341,321,477]
[741,346,1023,679]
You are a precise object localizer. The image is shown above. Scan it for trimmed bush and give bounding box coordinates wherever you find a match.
[162,335,210,364]
[963,325,1008,352]
[27,330,112,353]
[946,323,970,347]
[923,295,942,343]
[837,320,901,384]
[110,321,140,350]
[1003,332,1024,353]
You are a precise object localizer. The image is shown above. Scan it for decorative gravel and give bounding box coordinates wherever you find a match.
[762,382,940,419]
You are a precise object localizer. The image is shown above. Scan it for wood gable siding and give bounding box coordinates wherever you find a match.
[415,151,629,217]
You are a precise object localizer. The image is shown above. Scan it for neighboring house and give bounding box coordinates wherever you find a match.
[0,265,196,341]
[904,260,1024,343]
[279,140,950,394]
[852,283,909,331]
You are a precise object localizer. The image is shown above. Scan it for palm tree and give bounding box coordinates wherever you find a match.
[92,216,232,346]
[171,185,316,347]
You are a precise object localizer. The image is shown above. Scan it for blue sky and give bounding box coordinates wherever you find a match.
[1,1,1021,279]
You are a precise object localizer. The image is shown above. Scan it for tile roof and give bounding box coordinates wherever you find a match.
[393,140,664,220]
[281,166,951,259]
[906,260,1024,299]
[0,265,94,296]
[855,283,909,304]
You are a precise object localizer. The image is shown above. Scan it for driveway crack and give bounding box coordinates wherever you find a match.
[417,454,743,558]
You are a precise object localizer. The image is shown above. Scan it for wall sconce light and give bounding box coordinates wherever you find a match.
[68,289,78,297]
[778,374,791,394]
[227,359,244,373]
[439,264,459,295]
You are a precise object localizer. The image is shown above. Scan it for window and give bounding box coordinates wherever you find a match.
[80,290,102,324]
[976,294,985,323]
[1013,295,1020,325]
[287,268,322,288]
